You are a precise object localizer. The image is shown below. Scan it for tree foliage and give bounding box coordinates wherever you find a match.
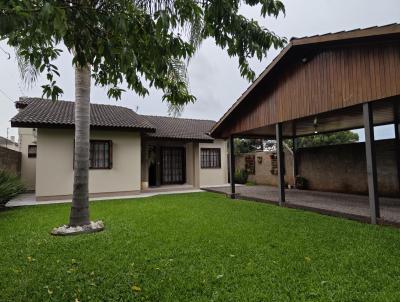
[0,0,286,106]
[286,130,359,149]
[234,138,263,154]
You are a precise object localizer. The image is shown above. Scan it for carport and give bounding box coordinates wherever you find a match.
[210,24,400,225]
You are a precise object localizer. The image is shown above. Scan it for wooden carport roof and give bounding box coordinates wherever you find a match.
[210,23,400,139]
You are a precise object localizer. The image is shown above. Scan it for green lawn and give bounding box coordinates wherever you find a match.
[1,192,400,301]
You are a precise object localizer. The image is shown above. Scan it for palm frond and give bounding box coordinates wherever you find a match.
[15,48,39,89]
[167,103,185,117]
[133,0,175,14]
[188,14,204,54]
[169,58,189,86]
[165,58,190,117]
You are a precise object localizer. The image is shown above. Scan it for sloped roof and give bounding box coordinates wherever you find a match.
[11,98,216,141]
[142,115,215,141]
[12,97,155,131]
[210,23,400,137]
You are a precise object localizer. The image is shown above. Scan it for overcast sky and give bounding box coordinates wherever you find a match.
[0,0,399,140]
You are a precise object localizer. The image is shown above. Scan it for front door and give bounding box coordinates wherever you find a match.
[148,146,158,187]
[161,147,186,184]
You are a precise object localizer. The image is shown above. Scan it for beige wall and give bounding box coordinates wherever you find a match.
[185,142,194,186]
[18,128,37,190]
[199,139,228,187]
[36,128,141,198]
[140,142,149,189]
[193,142,200,188]
[236,148,294,187]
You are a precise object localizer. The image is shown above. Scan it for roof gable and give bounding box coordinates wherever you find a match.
[210,23,400,137]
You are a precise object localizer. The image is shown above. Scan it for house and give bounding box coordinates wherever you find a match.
[11,97,228,201]
[0,135,19,151]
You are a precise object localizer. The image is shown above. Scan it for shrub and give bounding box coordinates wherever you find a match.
[295,175,308,190]
[245,180,256,186]
[234,169,248,184]
[0,170,25,207]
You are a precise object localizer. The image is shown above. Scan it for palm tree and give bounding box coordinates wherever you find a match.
[70,63,91,226]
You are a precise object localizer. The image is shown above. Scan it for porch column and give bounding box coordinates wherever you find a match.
[363,102,380,224]
[229,135,236,199]
[292,121,298,180]
[276,123,285,205]
[292,137,298,180]
[393,103,400,192]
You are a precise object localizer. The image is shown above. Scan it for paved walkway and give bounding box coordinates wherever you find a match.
[6,188,203,207]
[6,184,234,207]
[204,185,400,225]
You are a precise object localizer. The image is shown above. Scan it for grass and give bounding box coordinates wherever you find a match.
[1,192,400,301]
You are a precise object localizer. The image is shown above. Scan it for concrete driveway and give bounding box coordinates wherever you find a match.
[204,185,400,225]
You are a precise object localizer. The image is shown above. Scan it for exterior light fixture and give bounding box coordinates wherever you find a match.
[313,117,318,134]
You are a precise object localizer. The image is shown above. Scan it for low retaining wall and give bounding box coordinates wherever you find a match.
[298,139,399,197]
[0,146,21,176]
[235,139,399,197]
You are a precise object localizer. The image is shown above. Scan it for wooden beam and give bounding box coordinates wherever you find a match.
[363,103,380,224]
[393,103,400,193]
[229,136,236,199]
[276,123,285,205]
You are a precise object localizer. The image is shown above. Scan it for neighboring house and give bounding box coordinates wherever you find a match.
[0,135,19,151]
[11,97,228,201]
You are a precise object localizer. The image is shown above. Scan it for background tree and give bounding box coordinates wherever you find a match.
[0,0,286,229]
[234,138,264,155]
[286,130,359,149]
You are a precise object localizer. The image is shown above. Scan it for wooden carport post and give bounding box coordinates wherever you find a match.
[292,121,298,179]
[363,102,380,224]
[393,103,400,192]
[276,123,285,205]
[229,135,236,199]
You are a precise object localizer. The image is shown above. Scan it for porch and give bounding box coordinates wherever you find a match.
[209,25,400,225]
[141,140,201,190]
[204,185,400,225]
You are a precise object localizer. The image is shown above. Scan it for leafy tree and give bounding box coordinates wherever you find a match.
[286,130,359,149]
[0,0,286,228]
[234,138,263,155]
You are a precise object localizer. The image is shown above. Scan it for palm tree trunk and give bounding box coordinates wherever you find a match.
[69,64,91,226]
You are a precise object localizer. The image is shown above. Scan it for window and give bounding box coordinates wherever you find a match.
[28,145,37,158]
[245,155,255,175]
[89,140,112,169]
[201,148,221,169]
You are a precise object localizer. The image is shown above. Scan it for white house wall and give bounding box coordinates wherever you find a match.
[199,139,228,187]
[36,128,141,200]
[19,127,37,191]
